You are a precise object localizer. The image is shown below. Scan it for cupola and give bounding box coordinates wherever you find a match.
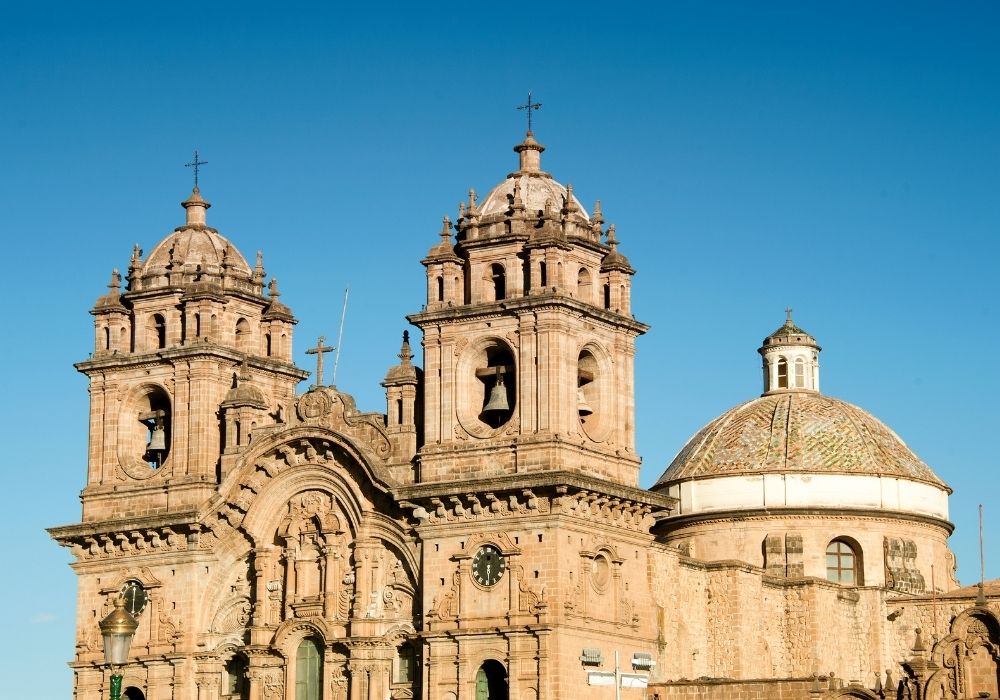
[758,309,820,394]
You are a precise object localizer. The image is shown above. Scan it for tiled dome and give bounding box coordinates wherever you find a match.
[654,392,948,490]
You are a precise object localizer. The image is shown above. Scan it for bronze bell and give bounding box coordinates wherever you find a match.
[577,387,594,416]
[483,370,510,414]
[147,424,167,451]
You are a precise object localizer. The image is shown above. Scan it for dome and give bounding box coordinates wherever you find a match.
[655,392,947,490]
[141,227,251,279]
[476,132,589,219]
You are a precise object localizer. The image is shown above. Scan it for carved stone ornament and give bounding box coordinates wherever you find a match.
[298,388,335,420]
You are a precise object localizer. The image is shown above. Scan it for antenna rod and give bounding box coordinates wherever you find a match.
[980,503,986,587]
[332,287,349,386]
[931,564,938,639]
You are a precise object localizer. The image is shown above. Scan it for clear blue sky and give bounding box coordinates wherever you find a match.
[1,1,997,694]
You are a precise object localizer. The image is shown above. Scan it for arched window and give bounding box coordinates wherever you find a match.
[148,313,166,349]
[295,637,323,700]
[194,313,202,338]
[577,267,592,301]
[794,358,805,388]
[235,318,251,351]
[490,263,506,301]
[224,654,249,699]
[103,327,111,350]
[264,332,272,357]
[776,357,788,388]
[539,261,547,288]
[603,284,611,309]
[436,276,444,302]
[826,539,861,585]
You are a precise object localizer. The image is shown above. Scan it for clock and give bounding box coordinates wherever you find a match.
[121,581,148,616]
[472,544,505,587]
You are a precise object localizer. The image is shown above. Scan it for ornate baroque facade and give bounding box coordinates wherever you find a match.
[51,131,999,700]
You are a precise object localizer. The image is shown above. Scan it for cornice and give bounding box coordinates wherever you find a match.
[656,506,954,535]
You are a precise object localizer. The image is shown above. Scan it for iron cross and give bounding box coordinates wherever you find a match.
[306,336,335,386]
[185,150,208,188]
[785,307,794,321]
[517,92,542,133]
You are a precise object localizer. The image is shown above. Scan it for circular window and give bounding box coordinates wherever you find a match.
[591,553,611,591]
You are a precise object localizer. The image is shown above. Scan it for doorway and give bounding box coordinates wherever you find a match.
[475,660,508,700]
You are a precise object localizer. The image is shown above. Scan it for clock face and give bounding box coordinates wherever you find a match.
[121,581,148,616]
[472,544,505,587]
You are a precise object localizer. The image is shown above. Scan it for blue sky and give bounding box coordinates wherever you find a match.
[1,1,997,694]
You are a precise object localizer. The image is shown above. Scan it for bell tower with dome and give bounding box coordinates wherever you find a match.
[409,130,648,486]
[78,185,308,521]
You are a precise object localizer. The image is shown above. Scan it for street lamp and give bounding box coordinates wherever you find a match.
[99,597,138,700]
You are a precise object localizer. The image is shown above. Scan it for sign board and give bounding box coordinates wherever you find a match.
[621,674,649,688]
[587,671,615,686]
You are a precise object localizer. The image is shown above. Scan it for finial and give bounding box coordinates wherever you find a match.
[606,223,619,248]
[592,199,603,221]
[440,216,452,239]
[398,330,413,365]
[512,180,524,208]
[130,244,142,266]
[911,628,926,654]
[517,92,542,135]
[458,201,466,220]
[468,188,478,211]
[564,184,577,212]
[785,307,794,323]
[268,278,281,298]
[108,268,121,293]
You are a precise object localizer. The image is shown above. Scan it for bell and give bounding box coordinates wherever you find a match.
[483,372,510,414]
[577,387,594,416]
[147,424,167,451]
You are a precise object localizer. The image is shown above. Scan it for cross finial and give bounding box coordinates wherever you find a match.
[517,92,542,134]
[785,307,794,322]
[305,336,335,387]
[185,150,208,189]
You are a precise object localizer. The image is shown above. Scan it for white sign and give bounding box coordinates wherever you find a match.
[621,674,649,688]
[587,671,616,686]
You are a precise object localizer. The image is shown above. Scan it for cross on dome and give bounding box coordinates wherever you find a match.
[305,336,335,387]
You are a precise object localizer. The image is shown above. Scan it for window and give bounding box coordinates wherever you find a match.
[148,313,166,349]
[396,644,417,683]
[603,284,611,309]
[577,267,592,301]
[794,358,805,388]
[539,261,547,288]
[776,357,788,388]
[224,654,248,699]
[436,276,444,302]
[295,638,322,700]
[826,539,861,585]
[490,263,506,301]
[235,318,251,351]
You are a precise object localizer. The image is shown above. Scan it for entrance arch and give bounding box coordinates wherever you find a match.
[123,688,146,700]
[475,660,508,700]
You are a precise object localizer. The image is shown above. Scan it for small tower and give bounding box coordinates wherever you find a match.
[381,330,422,467]
[759,309,821,394]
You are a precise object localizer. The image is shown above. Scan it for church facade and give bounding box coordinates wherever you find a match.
[50,131,999,700]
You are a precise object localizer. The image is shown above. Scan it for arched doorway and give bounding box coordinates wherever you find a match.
[475,660,508,700]
[123,688,146,700]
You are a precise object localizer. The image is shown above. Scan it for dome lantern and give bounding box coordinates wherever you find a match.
[758,309,820,394]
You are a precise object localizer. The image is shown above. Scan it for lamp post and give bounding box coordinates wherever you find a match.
[99,597,138,700]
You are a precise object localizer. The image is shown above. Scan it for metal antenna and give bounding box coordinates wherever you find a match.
[185,150,208,188]
[517,92,542,133]
[332,288,349,386]
[977,504,987,605]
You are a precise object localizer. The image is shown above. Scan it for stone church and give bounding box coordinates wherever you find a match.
[51,130,999,700]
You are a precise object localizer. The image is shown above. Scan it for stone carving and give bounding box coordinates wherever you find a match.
[210,597,252,635]
[884,537,925,594]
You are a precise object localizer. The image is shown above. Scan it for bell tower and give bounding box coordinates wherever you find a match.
[409,131,648,486]
[78,186,308,522]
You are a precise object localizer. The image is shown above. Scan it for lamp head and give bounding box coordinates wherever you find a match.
[99,597,138,666]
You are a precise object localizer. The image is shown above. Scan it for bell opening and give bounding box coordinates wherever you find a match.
[138,391,171,468]
[478,347,515,429]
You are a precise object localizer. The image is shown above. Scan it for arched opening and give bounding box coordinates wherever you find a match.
[224,654,249,700]
[123,688,146,700]
[396,398,404,425]
[130,386,171,470]
[490,263,506,301]
[539,261,547,288]
[826,538,862,585]
[295,637,323,700]
[235,318,251,351]
[147,313,166,350]
[194,313,202,338]
[103,326,110,350]
[265,332,272,357]
[475,660,508,700]
[776,357,788,388]
[436,275,444,302]
[478,345,516,429]
[794,357,805,388]
[576,267,592,302]
[603,283,611,309]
